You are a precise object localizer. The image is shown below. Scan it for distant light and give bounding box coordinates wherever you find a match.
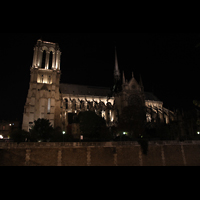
[0,135,3,139]
[9,124,12,127]
[197,132,200,135]
[123,132,128,135]
[63,131,66,135]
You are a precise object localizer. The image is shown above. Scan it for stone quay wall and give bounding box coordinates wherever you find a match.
[0,141,200,166]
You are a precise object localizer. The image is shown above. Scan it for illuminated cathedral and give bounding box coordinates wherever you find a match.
[22,39,175,137]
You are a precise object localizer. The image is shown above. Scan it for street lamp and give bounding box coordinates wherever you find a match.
[63,131,66,142]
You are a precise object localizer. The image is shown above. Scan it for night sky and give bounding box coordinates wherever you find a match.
[1,33,200,121]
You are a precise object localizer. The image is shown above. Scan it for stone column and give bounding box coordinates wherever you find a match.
[45,51,50,69]
[52,52,56,69]
[85,101,88,111]
[58,52,61,70]
[38,48,43,68]
[32,46,38,68]
[56,51,61,70]
[77,101,81,112]
[111,109,114,122]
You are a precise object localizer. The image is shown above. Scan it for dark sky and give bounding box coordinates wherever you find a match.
[1,33,200,121]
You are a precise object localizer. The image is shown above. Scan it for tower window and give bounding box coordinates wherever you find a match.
[42,50,46,69]
[49,51,53,69]
[65,99,68,109]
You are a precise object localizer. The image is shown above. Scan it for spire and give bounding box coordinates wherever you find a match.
[123,71,125,84]
[114,46,121,81]
[140,74,144,91]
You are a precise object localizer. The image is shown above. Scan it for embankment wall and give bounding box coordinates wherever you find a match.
[0,141,200,166]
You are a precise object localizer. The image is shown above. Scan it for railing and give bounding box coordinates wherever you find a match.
[1,140,200,149]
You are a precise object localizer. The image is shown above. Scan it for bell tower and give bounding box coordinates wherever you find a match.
[22,39,62,132]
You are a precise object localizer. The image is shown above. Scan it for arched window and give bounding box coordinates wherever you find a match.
[87,102,90,110]
[65,99,68,110]
[80,100,84,110]
[72,99,76,110]
[49,51,53,69]
[42,50,46,69]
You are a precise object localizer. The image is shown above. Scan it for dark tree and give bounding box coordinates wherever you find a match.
[30,118,54,142]
[10,130,30,143]
[78,111,112,141]
[118,105,146,139]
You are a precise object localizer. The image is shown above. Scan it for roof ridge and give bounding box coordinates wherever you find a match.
[60,83,110,89]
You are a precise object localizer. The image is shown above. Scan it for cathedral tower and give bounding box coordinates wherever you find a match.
[22,39,62,132]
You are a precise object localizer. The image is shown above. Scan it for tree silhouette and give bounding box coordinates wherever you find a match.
[118,105,146,139]
[78,111,112,141]
[30,119,54,142]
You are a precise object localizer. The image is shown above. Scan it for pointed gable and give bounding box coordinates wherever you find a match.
[128,77,141,91]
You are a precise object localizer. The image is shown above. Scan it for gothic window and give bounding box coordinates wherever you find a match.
[72,99,76,110]
[42,50,46,69]
[94,102,97,110]
[87,102,90,110]
[146,113,152,123]
[65,99,68,109]
[49,51,53,69]
[80,100,84,109]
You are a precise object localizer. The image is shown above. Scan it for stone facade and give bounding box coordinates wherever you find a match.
[22,39,175,134]
[22,40,62,132]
